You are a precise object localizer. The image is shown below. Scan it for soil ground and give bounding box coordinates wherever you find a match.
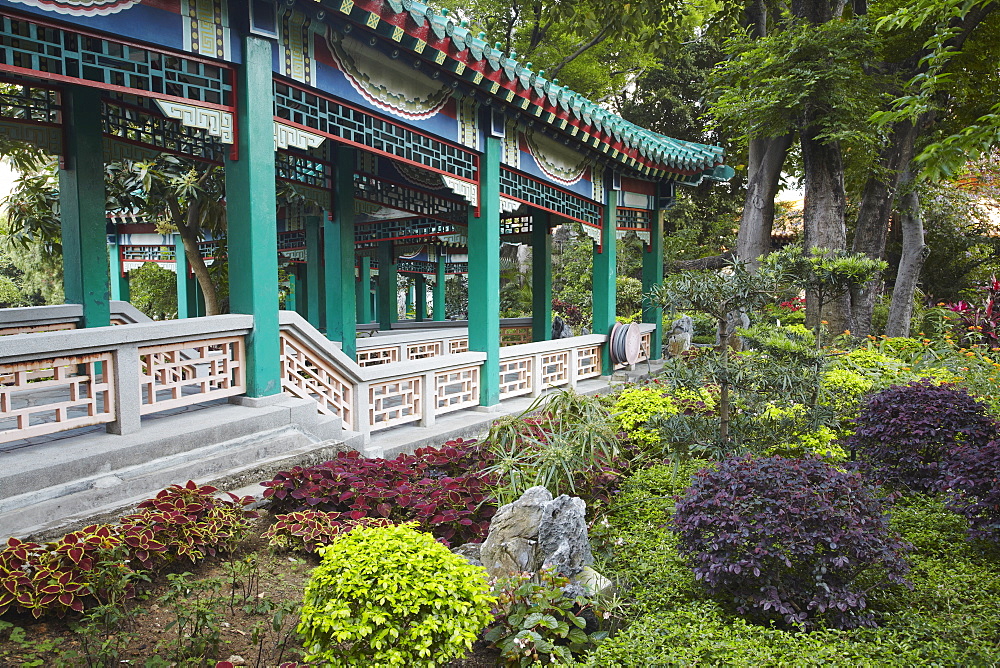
[0,513,502,667]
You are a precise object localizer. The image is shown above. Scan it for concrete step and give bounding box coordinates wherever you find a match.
[0,398,351,540]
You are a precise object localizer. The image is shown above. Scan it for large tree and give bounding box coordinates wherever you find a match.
[710,0,1000,336]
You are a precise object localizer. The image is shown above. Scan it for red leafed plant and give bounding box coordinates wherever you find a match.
[120,480,258,568]
[0,525,138,619]
[261,440,496,546]
[947,275,1000,346]
[261,510,393,552]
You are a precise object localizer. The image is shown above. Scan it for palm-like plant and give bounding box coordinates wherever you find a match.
[483,389,621,505]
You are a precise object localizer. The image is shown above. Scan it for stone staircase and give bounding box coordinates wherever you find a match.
[0,396,361,540]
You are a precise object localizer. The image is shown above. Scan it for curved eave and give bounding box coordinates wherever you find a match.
[301,0,729,184]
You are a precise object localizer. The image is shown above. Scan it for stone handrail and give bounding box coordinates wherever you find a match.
[0,301,153,336]
[279,311,487,437]
[1,315,253,444]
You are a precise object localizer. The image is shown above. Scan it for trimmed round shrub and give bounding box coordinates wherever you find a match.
[941,440,1000,544]
[672,455,911,629]
[846,381,998,492]
[297,522,495,666]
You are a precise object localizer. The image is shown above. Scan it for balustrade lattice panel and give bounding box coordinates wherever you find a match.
[369,377,421,431]
[357,346,399,367]
[435,367,479,414]
[449,339,469,354]
[500,326,533,347]
[498,357,532,399]
[0,353,114,443]
[139,337,244,414]
[279,334,353,430]
[406,341,442,361]
[0,322,76,337]
[640,332,651,361]
[576,346,602,379]
[540,352,570,387]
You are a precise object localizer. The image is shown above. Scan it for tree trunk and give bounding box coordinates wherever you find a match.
[175,203,219,316]
[849,119,920,337]
[886,175,927,337]
[800,116,849,334]
[735,134,793,270]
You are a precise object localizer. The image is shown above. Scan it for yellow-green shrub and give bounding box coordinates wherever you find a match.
[612,387,678,448]
[297,523,495,667]
[760,403,848,462]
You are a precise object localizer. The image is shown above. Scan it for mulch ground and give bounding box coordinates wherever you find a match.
[0,514,503,667]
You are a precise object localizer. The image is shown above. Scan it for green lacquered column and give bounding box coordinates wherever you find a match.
[469,134,501,405]
[404,282,413,318]
[593,188,618,374]
[377,241,397,330]
[325,145,358,360]
[433,255,446,321]
[286,272,298,312]
[304,213,322,328]
[108,238,130,302]
[531,209,552,341]
[642,197,666,360]
[224,35,280,397]
[189,278,205,317]
[414,274,427,321]
[174,234,193,319]
[60,86,110,328]
[356,256,371,323]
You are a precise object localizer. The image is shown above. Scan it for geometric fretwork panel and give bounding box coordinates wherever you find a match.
[501,215,532,236]
[616,207,651,230]
[0,16,233,106]
[499,168,602,227]
[356,218,457,245]
[0,83,62,154]
[274,81,476,181]
[103,96,226,163]
[276,150,329,187]
[0,81,60,123]
[355,173,467,222]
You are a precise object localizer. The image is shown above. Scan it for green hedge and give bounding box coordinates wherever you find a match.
[589,469,1000,666]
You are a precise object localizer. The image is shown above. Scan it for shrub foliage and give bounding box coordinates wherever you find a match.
[261,441,495,545]
[297,522,495,666]
[672,455,911,629]
[941,440,1000,544]
[847,381,997,492]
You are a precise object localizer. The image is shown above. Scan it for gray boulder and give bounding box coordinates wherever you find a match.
[538,494,592,577]
[480,486,552,575]
[480,487,593,579]
[451,542,483,568]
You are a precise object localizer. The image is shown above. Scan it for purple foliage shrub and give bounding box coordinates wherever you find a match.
[672,455,911,630]
[941,440,1000,544]
[846,381,997,492]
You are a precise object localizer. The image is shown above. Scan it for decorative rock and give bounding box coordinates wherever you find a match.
[451,542,483,567]
[571,566,614,598]
[552,315,573,339]
[538,495,592,578]
[667,315,693,357]
[480,487,593,580]
[480,486,552,575]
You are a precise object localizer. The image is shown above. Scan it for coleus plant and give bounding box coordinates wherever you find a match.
[261,440,496,545]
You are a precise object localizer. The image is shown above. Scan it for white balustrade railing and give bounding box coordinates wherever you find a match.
[2,304,649,445]
[0,301,152,337]
[1,315,252,444]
